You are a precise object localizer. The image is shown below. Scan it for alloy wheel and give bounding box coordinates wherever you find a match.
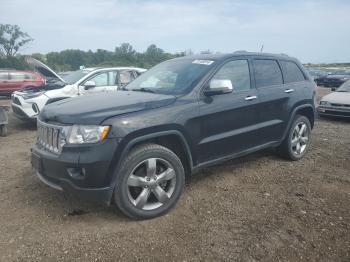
[291,121,309,156]
[126,158,177,211]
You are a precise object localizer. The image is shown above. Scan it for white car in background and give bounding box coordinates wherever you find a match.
[11,58,146,121]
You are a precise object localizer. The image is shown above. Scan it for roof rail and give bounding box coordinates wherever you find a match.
[233,50,248,54]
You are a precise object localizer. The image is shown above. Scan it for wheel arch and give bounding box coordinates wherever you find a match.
[111,130,194,185]
[282,104,315,142]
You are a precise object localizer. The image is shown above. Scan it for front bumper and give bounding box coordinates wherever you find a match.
[31,139,120,205]
[11,103,37,121]
[11,94,39,121]
[317,106,350,118]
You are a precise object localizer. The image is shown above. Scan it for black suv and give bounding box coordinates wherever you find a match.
[31,52,316,219]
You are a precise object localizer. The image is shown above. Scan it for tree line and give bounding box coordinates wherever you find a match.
[30,43,186,71]
[0,24,188,72]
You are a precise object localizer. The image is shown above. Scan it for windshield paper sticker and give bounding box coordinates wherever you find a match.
[192,60,214,65]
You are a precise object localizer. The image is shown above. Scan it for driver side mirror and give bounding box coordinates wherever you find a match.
[204,79,233,96]
[83,80,96,90]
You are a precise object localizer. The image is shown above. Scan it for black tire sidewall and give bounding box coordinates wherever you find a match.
[287,115,311,160]
[114,145,185,219]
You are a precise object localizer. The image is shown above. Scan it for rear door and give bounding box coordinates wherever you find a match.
[253,58,296,144]
[197,59,260,163]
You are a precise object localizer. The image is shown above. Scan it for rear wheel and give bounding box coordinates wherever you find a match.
[114,144,185,219]
[277,115,311,161]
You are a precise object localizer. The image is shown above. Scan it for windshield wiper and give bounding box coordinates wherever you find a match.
[131,88,155,93]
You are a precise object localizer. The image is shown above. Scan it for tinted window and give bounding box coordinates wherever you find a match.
[0,72,9,80]
[253,59,283,88]
[280,61,305,83]
[10,72,26,80]
[212,60,251,92]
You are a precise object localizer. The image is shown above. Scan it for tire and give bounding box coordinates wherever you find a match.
[114,143,185,219]
[0,125,7,137]
[277,115,311,161]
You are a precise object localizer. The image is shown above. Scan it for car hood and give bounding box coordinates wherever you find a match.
[321,92,350,105]
[26,57,66,83]
[39,91,176,124]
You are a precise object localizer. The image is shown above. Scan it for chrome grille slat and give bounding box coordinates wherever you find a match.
[37,119,65,154]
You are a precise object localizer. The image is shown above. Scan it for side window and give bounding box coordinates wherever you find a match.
[0,72,9,80]
[212,60,251,92]
[120,71,135,86]
[10,72,26,80]
[24,73,36,80]
[88,72,108,87]
[253,59,283,88]
[280,61,306,83]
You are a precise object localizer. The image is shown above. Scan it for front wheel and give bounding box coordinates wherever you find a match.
[277,115,311,161]
[114,144,185,219]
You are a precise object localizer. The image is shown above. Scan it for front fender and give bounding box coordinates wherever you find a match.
[108,129,193,187]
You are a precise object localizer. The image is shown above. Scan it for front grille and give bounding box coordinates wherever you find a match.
[13,97,21,106]
[37,120,66,153]
[330,103,350,108]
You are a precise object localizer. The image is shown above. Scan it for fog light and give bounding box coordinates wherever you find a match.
[67,167,86,180]
[32,103,39,114]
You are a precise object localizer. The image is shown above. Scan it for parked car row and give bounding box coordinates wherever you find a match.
[306,67,350,89]
[4,53,347,219]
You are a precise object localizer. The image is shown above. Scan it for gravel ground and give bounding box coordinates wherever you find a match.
[0,87,349,262]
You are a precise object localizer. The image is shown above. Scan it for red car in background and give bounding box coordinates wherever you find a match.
[0,70,45,96]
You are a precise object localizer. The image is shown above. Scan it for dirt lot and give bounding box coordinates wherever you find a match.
[0,87,349,262]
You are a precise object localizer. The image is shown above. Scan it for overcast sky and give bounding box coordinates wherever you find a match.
[1,0,350,63]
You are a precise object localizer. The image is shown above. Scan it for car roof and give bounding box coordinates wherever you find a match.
[87,67,147,72]
[0,69,39,74]
[171,52,299,63]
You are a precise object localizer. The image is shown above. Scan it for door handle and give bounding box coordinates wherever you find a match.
[284,89,295,93]
[245,95,257,101]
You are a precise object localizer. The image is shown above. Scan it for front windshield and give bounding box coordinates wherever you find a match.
[125,58,216,95]
[337,80,350,92]
[61,70,91,84]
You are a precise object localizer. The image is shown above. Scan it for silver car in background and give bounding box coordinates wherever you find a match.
[318,80,350,118]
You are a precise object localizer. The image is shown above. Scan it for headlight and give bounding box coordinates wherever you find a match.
[22,91,45,100]
[67,125,110,144]
[320,101,330,106]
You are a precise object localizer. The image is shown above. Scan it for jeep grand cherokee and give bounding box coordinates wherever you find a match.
[31,52,316,219]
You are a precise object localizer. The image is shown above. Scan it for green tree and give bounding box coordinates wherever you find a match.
[0,24,33,57]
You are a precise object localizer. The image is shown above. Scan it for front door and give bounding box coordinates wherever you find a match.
[197,59,260,163]
[80,71,119,95]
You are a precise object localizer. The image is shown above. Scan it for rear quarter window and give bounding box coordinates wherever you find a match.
[253,59,283,88]
[280,61,306,83]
